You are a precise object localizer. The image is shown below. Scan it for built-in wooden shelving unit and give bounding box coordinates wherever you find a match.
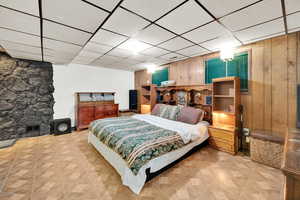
[140,84,156,114]
[209,77,241,155]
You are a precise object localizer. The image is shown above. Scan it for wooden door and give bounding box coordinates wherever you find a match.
[78,106,94,128]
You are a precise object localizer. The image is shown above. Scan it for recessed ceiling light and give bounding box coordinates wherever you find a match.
[118,39,151,54]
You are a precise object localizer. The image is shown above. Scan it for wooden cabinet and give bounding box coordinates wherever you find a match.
[208,126,237,155]
[75,92,119,131]
[210,77,241,154]
[78,105,95,127]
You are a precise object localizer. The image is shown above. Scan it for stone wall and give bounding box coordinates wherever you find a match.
[0,52,54,140]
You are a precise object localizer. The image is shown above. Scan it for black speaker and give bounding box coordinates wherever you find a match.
[129,90,137,110]
[50,118,72,135]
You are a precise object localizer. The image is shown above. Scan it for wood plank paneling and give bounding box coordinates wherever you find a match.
[169,56,205,85]
[135,32,299,137]
[263,39,272,132]
[252,42,265,130]
[287,34,297,129]
[271,35,288,136]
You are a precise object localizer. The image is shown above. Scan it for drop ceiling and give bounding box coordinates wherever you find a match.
[0,0,299,71]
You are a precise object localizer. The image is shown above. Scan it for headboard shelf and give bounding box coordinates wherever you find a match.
[154,84,213,123]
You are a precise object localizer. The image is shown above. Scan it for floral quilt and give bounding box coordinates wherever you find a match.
[89,117,185,175]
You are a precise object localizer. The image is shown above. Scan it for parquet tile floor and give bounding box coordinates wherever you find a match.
[0,131,284,200]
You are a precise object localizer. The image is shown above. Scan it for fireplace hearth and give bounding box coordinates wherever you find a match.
[0,52,54,142]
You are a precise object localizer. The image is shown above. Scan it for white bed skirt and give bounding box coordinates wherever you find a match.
[88,131,208,194]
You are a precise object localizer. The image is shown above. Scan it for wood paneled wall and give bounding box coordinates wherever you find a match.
[135,32,299,137]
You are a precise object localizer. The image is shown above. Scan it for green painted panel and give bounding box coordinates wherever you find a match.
[205,52,248,91]
[152,67,169,86]
[205,58,226,84]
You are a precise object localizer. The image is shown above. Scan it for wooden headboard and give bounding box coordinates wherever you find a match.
[155,84,213,123]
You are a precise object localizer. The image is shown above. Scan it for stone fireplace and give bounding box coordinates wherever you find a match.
[0,52,54,141]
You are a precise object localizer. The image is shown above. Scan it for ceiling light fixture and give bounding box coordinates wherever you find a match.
[146,63,157,74]
[118,39,151,54]
[220,43,235,62]
[220,43,236,76]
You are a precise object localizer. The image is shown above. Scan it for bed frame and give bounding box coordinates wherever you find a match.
[145,140,209,182]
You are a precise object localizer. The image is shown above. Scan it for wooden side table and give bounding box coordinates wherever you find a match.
[208,126,237,155]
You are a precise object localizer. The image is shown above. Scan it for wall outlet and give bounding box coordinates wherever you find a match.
[243,128,250,136]
[245,136,250,143]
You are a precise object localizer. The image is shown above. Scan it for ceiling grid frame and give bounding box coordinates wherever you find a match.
[0,0,299,70]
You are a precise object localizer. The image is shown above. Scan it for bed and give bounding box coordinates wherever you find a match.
[88,112,209,194]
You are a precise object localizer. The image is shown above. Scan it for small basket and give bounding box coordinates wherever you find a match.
[250,131,284,169]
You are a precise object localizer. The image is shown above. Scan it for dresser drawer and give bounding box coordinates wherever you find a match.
[209,137,235,154]
[208,127,234,142]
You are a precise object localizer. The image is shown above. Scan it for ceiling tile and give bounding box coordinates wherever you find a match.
[103,8,150,37]
[45,55,73,64]
[0,28,41,47]
[102,64,133,71]
[134,24,176,45]
[197,0,258,18]
[6,49,42,61]
[72,56,95,65]
[285,0,300,14]
[43,0,108,32]
[77,50,102,59]
[182,21,228,44]
[91,29,128,47]
[145,57,169,65]
[140,47,170,57]
[117,39,152,53]
[121,0,185,21]
[43,21,92,46]
[128,54,152,62]
[220,0,282,32]
[43,38,82,55]
[158,52,186,61]
[0,0,39,16]
[83,0,121,11]
[176,45,209,57]
[287,12,300,32]
[92,54,124,65]
[0,40,43,55]
[158,37,193,51]
[235,18,285,43]
[116,58,140,66]
[200,35,240,51]
[84,42,113,54]
[156,1,213,34]
[0,7,40,35]
[107,47,135,58]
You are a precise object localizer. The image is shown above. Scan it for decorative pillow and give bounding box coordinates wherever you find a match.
[159,105,180,121]
[177,107,204,124]
[151,104,163,116]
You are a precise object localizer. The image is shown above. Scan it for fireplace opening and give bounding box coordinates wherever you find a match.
[26,125,40,136]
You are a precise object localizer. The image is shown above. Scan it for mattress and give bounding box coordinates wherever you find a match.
[88,114,209,194]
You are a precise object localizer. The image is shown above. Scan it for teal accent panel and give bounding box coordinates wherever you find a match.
[205,58,226,84]
[205,52,249,91]
[152,67,169,86]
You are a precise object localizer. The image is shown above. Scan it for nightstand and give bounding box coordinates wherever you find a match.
[208,126,237,155]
